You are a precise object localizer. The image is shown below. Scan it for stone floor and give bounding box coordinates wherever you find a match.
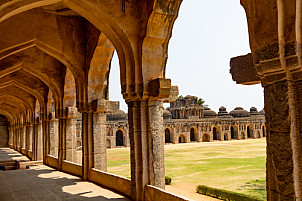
[0,148,130,201]
[0,147,30,162]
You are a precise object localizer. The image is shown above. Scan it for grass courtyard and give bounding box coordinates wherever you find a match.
[107,138,266,200]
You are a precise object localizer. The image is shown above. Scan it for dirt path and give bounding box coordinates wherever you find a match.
[165,183,221,201]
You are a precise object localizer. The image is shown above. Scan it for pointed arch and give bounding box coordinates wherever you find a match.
[63,68,76,108]
[88,33,115,102]
[0,0,62,23]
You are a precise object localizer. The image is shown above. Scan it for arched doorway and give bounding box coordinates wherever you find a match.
[224,133,228,141]
[213,126,219,141]
[202,134,210,142]
[262,126,266,137]
[247,125,253,138]
[190,127,196,142]
[231,126,234,139]
[231,125,237,140]
[165,128,171,143]
[116,130,124,146]
[179,135,186,143]
[106,139,111,148]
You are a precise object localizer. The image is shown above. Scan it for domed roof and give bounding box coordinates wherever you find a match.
[249,107,261,116]
[106,110,127,121]
[218,106,232,118]
[163,109,172,120]
[203,107,217,118]
[259,109,265,116]
[230,107,250,118]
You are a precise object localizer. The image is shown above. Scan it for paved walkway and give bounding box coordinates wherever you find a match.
[0,147,30,162]
[0,148,130,201]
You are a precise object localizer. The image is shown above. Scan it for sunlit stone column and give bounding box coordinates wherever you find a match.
[16,124,21,152]
[58,110,64,171]
[88,99,118,171]
[8,127,13,148]
[42,114,50,163]
[125,79,177,201]
[20,125,26,154]
[127,99,165,200]
[32,120,38,160]
[65,107,79,163]
[28,123,33,155]
[36,119,43,161]
[49,113,58,157]
[25,122,30,156]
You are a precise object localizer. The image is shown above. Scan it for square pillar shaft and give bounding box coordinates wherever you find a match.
[128,100,165,201]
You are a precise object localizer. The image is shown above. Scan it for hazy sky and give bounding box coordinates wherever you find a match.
[109,0,264,113]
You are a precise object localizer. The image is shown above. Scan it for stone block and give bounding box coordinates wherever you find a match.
[162,85,179,103]
[230,53,260,85]
[92,99,119,113]
[148,78,171,99]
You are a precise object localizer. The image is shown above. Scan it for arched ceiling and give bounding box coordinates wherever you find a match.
[0,0,182,124]
[0,2,102,124]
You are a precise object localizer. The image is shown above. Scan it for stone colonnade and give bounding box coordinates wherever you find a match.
[0,1,182,200]
[164,118,266,143]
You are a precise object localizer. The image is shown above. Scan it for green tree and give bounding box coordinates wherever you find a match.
[178,95,184,99]
[198,98,205,105]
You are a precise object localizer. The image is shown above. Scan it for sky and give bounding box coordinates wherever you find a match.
[109,0,264,113]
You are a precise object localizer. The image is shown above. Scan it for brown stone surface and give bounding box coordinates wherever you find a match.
[230,53,260,85]
[0,164,130,201]
[4,0,302,201]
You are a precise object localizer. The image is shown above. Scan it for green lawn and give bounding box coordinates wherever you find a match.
[107,138,267,200]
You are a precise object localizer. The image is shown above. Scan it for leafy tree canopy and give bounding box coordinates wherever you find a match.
[198,98,205,105]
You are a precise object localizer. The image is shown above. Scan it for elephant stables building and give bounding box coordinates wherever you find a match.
[104,95,266,149]
[0,1,302,201]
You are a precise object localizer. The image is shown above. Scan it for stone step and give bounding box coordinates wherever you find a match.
[4,165,16,171]
[0,161,16,166]
[0,160,17,171]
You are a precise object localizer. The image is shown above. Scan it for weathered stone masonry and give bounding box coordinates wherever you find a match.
[100,95,265,149]
[1,0,301,200]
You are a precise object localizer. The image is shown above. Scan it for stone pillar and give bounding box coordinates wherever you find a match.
[82,110,89,180]
[128,99,165,201]
[197,126,201,142]
[231,43,302,201]
[8,127,12,148]
[28,124,33,153]
[58,111,64,170]
[263,79,302,200]
[13,125,17,150]
[65,107,79,163]
[9,127,15,148]
[16,125,21,152]
[25,123,30,156]
[36,120,43,160]
[20,125,25,154]
[32,120,38,161]
[49,114,59,157]
[230,1,302,199]
[42,116,50,164]
[89,99,119,171]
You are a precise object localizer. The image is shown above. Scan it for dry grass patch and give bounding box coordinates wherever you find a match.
[107,138,266,200]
